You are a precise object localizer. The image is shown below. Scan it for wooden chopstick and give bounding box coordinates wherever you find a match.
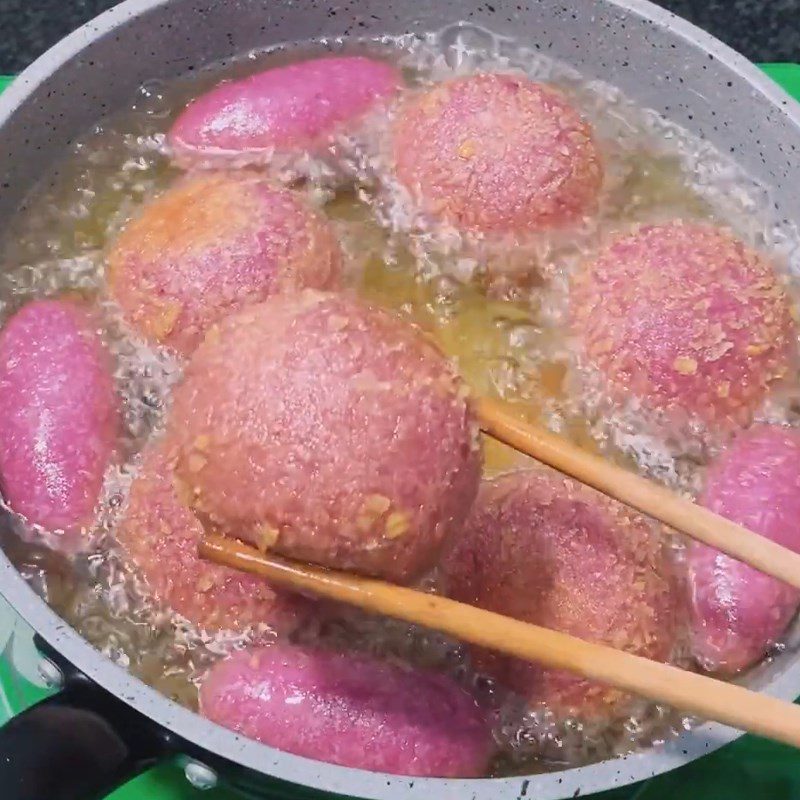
[200,534,800,749]
[476,396,800,590]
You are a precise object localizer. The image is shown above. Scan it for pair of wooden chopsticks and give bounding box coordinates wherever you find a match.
[199,396,800,748]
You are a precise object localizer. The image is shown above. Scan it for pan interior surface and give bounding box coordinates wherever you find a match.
[2,2,800,800]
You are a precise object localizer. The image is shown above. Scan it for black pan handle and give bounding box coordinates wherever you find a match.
[0,634,179,800]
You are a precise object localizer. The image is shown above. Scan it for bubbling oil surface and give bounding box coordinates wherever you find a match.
[1,24,799,774]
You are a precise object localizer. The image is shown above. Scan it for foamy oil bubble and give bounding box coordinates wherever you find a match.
[131,79,173,120]
[484,636,695,772]
[72,521,281,705]
[101,304,183,451]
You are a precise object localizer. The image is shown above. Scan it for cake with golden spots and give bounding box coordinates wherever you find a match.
[116,436,307,634]
[443,468,677,720]
[571,221,795,432]
[393,73,602,235]
[167,290,482,583]
[107,172,341,355]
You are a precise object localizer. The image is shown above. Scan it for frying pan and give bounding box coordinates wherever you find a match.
[1,1,800,799]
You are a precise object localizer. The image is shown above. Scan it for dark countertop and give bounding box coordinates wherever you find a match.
[0,0,798,74]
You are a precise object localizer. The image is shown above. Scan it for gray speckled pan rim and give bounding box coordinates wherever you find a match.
[2,1,800,798]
